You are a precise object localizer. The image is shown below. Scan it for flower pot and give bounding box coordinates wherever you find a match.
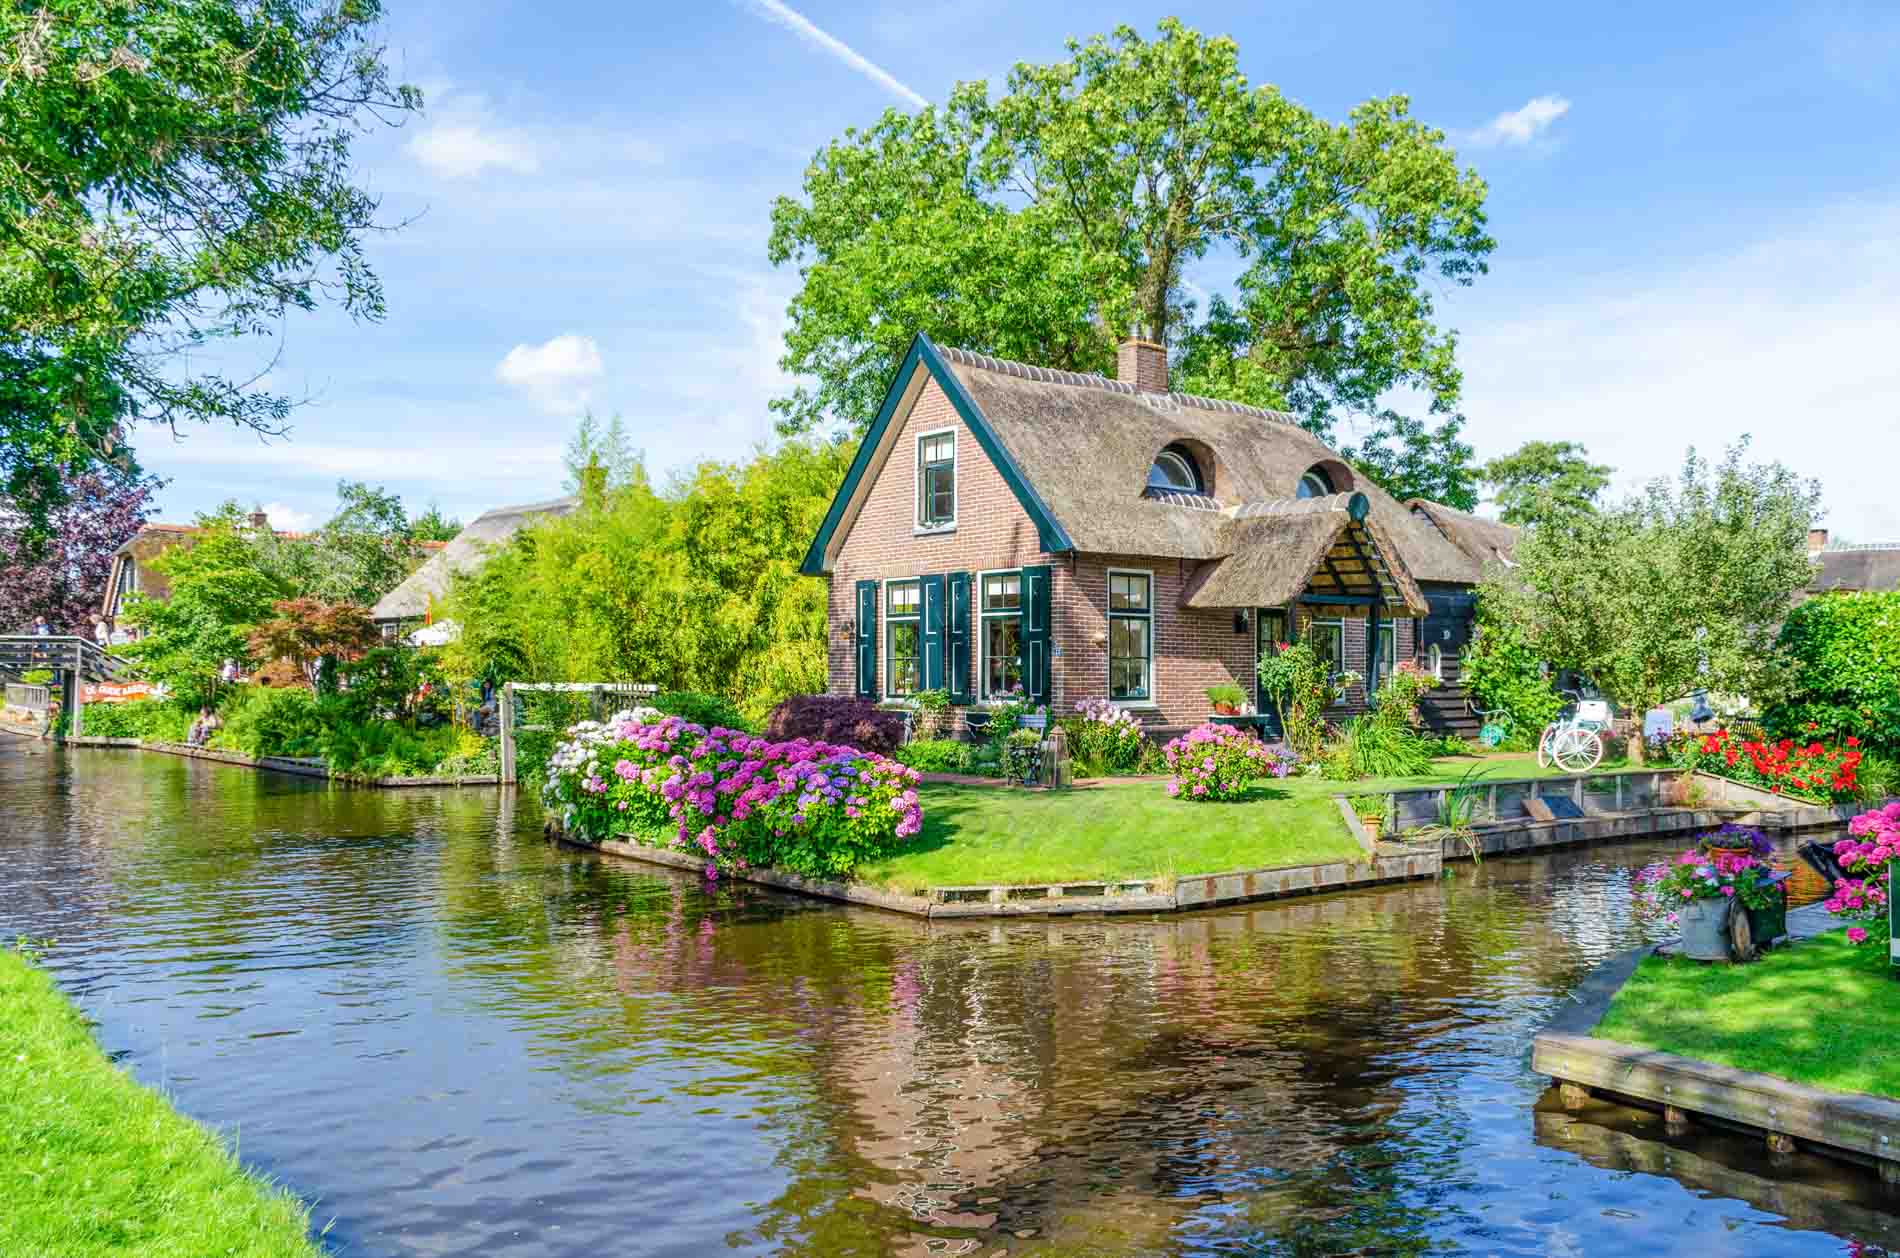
[1677,897,1734,961]
[1746,886,1788,946]
[1359,815,1384,842]
[1213,703,1238,715]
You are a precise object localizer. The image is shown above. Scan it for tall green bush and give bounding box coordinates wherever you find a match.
[1460,589,1562,743]
[1765,591,1900,754]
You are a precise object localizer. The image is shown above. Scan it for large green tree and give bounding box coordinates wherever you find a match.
[1481,442,1820,762]
[253,481,427,607]
[1480,440,1613,527]
[768,19,1493,452]
[119,519,288,707]
[0,0,418,522]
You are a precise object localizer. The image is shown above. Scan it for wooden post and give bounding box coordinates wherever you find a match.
[1574,777,1584,810]
[1615,775,1625,812]
[499,683,516,785]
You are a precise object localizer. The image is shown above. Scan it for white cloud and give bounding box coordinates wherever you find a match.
[1464,94,1571,148]
[260,502,316,531]
[407,121,540,178]
[494,334,605,414]
[740,0,928,109]
[1451,200,1900,541]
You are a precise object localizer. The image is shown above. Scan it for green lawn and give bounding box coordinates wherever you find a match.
[858,754,1572,892]
[1593,930,1900,1099]
[0,947,326,1258]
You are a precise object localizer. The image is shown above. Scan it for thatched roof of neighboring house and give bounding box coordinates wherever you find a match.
[1404,500,1518,582]
[371,495,579,623]
[1179,494,1429,615]
[937,347,1479,583]
[1810,544,1900,594]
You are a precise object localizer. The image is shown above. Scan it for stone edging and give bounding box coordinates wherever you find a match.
[1532,904,1900,1179]
[60,737,498,788]
[547,823,1442,919]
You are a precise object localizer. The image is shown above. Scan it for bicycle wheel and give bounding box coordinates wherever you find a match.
[1554,729,1603,774]
[1537,723,1559,768]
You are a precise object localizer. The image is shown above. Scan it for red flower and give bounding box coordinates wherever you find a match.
[1848,736,1861,748]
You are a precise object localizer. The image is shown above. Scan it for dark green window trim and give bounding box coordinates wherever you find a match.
[800,334,1074,575]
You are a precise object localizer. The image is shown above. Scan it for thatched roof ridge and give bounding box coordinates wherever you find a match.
[1227,492,1356,520]
[940,350,1477,582]
[1406,499,1517,580]
[1810,545,1900,593]
[1179,500,1429,616]
[371,494,579,623]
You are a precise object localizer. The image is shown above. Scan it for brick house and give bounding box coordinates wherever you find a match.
[801,333,1513,738]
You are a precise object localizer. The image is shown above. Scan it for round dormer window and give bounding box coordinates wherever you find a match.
[1148,445,1204,494]
[1297,465,1335,499]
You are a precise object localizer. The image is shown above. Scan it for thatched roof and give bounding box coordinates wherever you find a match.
[1406,499,1518,581]
[936,347,1479,583]
[1810,545,1900,594]
[371,495,578,623]
[1180,495,1428,615]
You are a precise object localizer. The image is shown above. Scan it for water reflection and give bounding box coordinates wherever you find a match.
[0,740,1889,1257]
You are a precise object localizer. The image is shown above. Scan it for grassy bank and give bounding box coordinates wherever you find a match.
[1593,930,1900,1099]
[857,756,1567,892]
[0,947,326,1257]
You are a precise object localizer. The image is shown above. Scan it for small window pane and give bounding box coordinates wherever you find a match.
[1109,573,1149,611]
[888,622,921,696]
[887,580,920,615]
[1148,450,1198,492]
[1299,468,1334,499]
[984,616,1022,696]
[982,573,1020,611]
[921,434,953,465]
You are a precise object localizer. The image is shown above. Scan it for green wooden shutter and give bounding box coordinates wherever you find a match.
[946,571,973,705]
[1019,564,1052,706]
[854,580,877,697]
[921,574,946,692]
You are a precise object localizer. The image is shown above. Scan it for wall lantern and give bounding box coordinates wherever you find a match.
[1233,609,1250,634]
[1090,630,1107,647]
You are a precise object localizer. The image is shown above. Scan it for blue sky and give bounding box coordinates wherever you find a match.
[150,1,1900,540]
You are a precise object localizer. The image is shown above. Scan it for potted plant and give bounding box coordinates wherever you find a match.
[1206,683,1247,716]
[1004,726,1044,786]
[1634,845,1783,961]
[1699,822,1771,862]
[1349,794,1386,841]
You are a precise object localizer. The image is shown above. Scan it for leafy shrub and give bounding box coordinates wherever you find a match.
[214,686,326,758]
[653,689,753,732]
[1322,716,1432,780]
[435,731,500,776]
[1765,592,1900,756]
[70,700,191,741]
[1856,750,1897,804]
[322,721,466,779]
[1461,588,1563,741]
[543,713,922,878]
[909,688,952,738]
[1060,699,1145,776]
[893,738,970,773]
[1205,683,1247,709]
[1163,724,1294,800]
[765,694,905,755]
[1257,642,1354,760]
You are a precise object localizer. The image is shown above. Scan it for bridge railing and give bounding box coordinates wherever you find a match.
[4,683,51,714]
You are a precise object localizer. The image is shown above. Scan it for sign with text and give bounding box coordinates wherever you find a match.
[81,681,159,704]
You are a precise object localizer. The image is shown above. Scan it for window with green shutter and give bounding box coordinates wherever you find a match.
[979,571,1023,699]
[885,579,922,697]
[1020,565,1052,704]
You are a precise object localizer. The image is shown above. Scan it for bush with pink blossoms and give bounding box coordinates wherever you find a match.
[542,710,923,879]
[1826,802,1900,945]
[1633,846,1780,925]
[1162,723,1293,801]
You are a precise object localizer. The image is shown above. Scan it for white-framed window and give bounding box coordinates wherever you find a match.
[1308,617,1346,690]
[1375,622,1397,680]
[978,570,1022,698]
[1107,569,1153,703]
[916,430,956,531]
[1426,642,1444,681]
[884,579,922,698]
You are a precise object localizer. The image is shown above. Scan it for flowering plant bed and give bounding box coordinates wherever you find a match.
[1825,802,1900,946]
[1635,842,1782,916]
[1163,723,1294,801]
[1672,727,1862,804]
[543,710,923,880]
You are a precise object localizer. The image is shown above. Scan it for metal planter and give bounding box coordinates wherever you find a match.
[1677,897,1733,961]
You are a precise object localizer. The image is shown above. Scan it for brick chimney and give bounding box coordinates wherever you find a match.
[249,510,270,532]
[1116,336,1169,394]
[1808,528,1829,555]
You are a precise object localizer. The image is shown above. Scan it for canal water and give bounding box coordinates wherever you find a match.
[1,742,1893,1257]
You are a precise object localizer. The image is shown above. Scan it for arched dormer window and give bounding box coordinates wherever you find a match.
[1147,444,1204,494]
[1297,465,1335,499]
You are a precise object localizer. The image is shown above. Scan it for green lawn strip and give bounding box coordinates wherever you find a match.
[1592,930,1900,1099]
[0,949,326,1258]
[859,755,1626,893]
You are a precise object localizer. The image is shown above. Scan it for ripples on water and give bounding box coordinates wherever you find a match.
[0,741,1892,1257]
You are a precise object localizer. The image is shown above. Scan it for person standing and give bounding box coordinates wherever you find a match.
[31,616,50,637]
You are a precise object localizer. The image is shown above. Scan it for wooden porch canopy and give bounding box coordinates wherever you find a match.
[0,635,120,683]
[1180,492,1430,616]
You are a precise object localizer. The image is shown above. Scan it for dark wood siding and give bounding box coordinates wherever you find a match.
[1415,583,1480,737]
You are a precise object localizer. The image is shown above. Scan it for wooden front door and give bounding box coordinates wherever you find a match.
[1254,608,1287,739]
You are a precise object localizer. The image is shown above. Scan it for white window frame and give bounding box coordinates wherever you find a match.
[1375,621,1397,679]
[1308,616,1347,698]
[1426,641,1444,681]
[914,427,957,535]
[977,568,1023,700]
[1106,567,1156,707]
[882,577,923,700]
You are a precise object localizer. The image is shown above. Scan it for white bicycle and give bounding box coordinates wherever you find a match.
[1537,692,1612,774]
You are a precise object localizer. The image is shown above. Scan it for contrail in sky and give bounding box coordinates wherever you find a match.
[741,0,929,109]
